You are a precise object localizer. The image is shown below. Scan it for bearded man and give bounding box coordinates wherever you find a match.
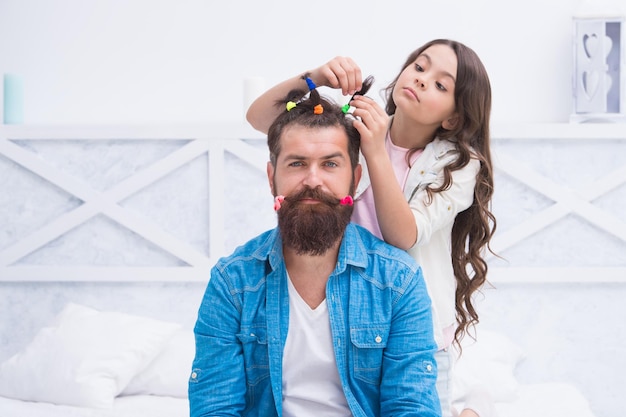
[189,86,440,417]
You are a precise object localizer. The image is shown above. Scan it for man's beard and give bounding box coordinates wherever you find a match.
[276,186,354,256]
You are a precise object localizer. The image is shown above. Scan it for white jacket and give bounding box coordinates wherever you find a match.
[355,136,479,348]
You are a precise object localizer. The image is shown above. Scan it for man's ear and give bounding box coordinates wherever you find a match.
[354,164,362,189]
[442,113,459,130]
[267,161,276,195]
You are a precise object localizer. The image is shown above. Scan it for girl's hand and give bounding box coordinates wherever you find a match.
[310,57,363,96]
[350,95,389,159]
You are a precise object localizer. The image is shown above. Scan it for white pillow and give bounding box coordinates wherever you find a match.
[451,330,525,403]
[122,328,195,398]
[494,382,598,417]
[0,303,180,408]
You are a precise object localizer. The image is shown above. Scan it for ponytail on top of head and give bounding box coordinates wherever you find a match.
[267,73,375,170]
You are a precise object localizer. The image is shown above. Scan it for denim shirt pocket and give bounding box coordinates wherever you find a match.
[237,327,270,386]
[350,325,390,385]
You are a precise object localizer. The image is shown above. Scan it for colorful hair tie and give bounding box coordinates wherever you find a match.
[273,195,285,211]
[341,104,351,114]
[314,104,323,114]
[286,101,297,111]
[305,77,316,90]
[339,195,353,206]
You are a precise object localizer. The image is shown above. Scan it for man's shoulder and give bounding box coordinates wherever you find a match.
[348,223,419,271]
[346,224,424,295]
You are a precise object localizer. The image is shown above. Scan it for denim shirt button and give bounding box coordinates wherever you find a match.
[426,364,432,372]
[375,335,382,343]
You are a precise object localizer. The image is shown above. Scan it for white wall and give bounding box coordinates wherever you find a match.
[1,2,626,417]
[1,0,624,125]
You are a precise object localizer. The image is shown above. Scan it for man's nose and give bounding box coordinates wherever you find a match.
[302,166,322,187]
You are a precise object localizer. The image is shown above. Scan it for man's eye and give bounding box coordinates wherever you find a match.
[324,161,338,167]
[289,161,304,167]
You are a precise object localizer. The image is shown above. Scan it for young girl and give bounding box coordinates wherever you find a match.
[247,39,497,417]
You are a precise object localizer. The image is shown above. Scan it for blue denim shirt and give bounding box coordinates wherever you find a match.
[189,223,440,417]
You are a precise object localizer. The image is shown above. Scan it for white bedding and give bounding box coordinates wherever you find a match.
[0,303,597,417]
[449,330,598,417]
[0,395,188,417]
[0,304,194,417]
[494,383,597,417]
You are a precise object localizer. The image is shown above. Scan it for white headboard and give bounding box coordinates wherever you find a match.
[0,123,273,282]
[1,122,625,284]
[486,123,626,284]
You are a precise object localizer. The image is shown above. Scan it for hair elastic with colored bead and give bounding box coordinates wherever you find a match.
[340,196,353,206]
[274,195,285,211]
[284,75,322,114]
[342,74,375,114]
[304,77,316,91]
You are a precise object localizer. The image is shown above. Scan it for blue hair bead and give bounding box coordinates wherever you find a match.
[305,77,316,90]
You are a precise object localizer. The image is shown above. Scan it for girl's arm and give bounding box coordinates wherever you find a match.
[351,95,418,250]
[246,56,363,134]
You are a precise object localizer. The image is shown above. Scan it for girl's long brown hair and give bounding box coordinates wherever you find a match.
[384,39,497,349]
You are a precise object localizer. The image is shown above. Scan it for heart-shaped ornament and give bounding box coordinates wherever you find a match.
[583,33,599,59]
[582,70,600,99]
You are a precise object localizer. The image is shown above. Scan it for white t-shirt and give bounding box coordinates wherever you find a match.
[282,276,351,417]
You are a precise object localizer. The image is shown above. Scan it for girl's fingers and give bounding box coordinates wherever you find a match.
[350,97,389,149]
[319,57,362,95]
[335,57,362,95]
[351,96,387,124]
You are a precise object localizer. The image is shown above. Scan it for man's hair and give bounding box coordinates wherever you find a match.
[267,84,368,170]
